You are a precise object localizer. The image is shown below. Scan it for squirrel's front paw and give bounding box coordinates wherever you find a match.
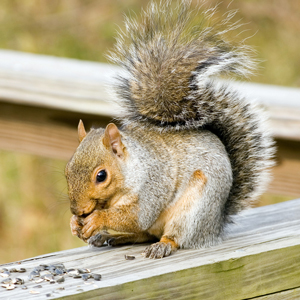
[70,215,83,237]
[81,210,103,241]
[88,232,111,247]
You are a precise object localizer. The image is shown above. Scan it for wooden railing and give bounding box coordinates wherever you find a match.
[0,50,300,196]
[0,50,300,299]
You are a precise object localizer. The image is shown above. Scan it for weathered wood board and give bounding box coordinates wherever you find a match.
[1,198,299,300]
[0,51,300,197]
[255,287,300,300]
[0,50,300,140]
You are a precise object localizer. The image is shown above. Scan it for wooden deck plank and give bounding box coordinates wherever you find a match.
[253,287,300,300]
[1,199,299,300]
[0,50,300,197]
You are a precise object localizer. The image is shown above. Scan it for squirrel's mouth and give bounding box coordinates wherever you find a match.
[80,213,90,218]
[74,199,108,218]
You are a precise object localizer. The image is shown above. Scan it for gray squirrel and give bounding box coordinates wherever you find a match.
[65,0,275,258]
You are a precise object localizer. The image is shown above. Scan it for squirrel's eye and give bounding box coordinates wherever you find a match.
[96,170,107,183]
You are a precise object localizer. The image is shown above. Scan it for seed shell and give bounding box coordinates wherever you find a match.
[125,255,135,260]
[29,290,40,294]
[0,271,10,278]
[9,268,17,273]
[6,284,16,290]
[81,274,91,281]
[56,276,65,283]
[55,268,65,275]
[42,274,54,281]
[91,273,101,281]
[0,268,8,273]
[13,278,24,285]
[1,278,12,285]
[17,268,26,273]
[78,268,90,274]
[33,284,43,288]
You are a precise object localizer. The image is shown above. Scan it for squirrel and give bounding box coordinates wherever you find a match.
[65,0,275,258]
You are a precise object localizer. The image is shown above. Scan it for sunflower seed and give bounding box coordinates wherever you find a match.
[49,266,57,275]
[6,284,15,290]
[33,285,43,289]
[81,274,91,281]
[42,274,54,281]
[40,270,51,276]
[12,278,24,285]
[125,255,135,260]
[0,268,8,273]
[0,271,10,278]
[33,266,43,272]
[9,268,17,273]
[1,278,12,285]
[29,274,39,281]
[53,263,65,269]
[55,268,65,275]
[67,269,79,276]
[78,268,90,274]
[56,276,65,283]
[17,268,26,273]
[91,273,101,281]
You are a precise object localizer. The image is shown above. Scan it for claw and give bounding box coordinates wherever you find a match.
[107,238,116,246]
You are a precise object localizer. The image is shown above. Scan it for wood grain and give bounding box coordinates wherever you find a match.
[254,287,300,300]
[0,101,113,160]
[0,198,299,300]
[268,139,300,197]
[0,50,300,140]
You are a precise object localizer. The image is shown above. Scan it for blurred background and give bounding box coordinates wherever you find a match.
[0,0,299,264]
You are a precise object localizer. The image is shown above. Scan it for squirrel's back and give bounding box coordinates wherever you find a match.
[109,1,275,217]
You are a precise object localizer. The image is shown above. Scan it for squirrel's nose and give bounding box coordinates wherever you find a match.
[70,205,91,217]
[70,206,79,215]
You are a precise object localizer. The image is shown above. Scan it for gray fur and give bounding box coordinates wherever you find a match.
[109,0,275,218]
[121,128,232,247]
[67,1,275,251]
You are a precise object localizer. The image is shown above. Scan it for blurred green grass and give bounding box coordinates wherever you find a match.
[0,0,299,264]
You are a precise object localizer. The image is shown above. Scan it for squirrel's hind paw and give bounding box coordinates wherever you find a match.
[142,242,176,259]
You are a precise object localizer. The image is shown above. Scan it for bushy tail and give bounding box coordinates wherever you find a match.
[109,0,275,214]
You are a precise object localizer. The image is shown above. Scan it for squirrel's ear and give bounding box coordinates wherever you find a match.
[78,119,87,143]
[103,123,125,159]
